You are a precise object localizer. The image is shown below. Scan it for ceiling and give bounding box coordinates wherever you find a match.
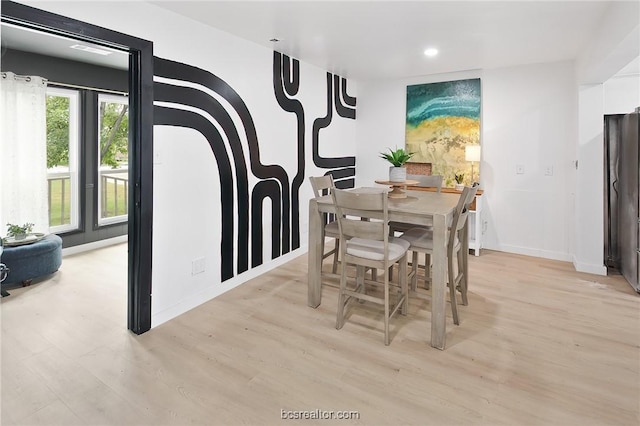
[1,1,635,80]
[151,0,621,81]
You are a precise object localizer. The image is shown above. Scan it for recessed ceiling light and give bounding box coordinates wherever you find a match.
[70,44,113,56]
[424,48,439,57]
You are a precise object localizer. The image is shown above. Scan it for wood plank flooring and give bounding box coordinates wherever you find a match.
[1,244,639,425]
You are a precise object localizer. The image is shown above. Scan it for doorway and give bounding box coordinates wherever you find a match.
[1,1,153,333]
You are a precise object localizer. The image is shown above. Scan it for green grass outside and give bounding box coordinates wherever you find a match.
[101,179,128,218]
[49,179,71,226]
[49,178,128,226]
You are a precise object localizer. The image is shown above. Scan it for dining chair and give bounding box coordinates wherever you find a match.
[409,174,444,192]
[387,174,443,283]
[309,175,340,277]
[399,185,478,325]
[389,174,443,236]
[331,188,410,345]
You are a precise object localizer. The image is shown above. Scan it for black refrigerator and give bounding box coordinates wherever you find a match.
[605,108,640,292]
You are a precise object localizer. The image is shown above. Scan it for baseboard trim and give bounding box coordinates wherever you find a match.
[61,235,128,257]
[486,243,573,262]
[572,256,608,276]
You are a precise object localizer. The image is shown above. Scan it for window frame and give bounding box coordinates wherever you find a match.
[97,92,129,226]
[46,86,80,234]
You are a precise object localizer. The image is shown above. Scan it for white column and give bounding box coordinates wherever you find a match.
[574,84,607,275]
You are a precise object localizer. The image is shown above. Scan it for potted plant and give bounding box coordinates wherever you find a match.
[6,222,34,240]
[380,147,414,182]
[454,173,465,191]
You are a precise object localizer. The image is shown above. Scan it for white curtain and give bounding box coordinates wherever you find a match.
[0,72,49,236]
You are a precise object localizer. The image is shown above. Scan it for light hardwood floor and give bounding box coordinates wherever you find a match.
[1,244,639,425]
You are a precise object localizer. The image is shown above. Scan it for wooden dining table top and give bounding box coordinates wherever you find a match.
[313,187,461,219]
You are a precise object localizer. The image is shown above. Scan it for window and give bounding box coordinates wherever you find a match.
[97,93,129,225]
[46,87,80,233]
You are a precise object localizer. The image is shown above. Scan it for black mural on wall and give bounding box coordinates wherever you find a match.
[154,106,237,281]
[153,57,290,280]
[311,72,357,189]
[152,54,357,282]
[334,74,356,119]
[273,52,305,252]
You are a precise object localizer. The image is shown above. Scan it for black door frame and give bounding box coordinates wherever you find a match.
[1,1,154,334]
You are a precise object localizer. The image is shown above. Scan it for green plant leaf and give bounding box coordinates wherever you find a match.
[379,147,414,167]
[6,222,34,237]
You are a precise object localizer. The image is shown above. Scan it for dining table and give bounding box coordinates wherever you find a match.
[307,187,467,350]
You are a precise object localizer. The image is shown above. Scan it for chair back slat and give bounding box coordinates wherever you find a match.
[459,184,479,230]
[333,188,385,211]
[340,220,385,240]
[331,189,388,242]
[407,174,443,193]
[450,185,479,244]
[309,175,334,197]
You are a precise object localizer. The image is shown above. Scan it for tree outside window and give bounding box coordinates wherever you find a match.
[98,94,129,223]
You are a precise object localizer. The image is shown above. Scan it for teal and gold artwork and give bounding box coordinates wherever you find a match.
[406,78,481,186]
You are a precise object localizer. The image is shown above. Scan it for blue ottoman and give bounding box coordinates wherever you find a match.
[1,234,62,290]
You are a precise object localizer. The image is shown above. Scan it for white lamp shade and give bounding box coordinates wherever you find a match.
[465,145,481,162]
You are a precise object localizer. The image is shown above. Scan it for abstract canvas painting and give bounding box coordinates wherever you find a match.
[405,78,481,186]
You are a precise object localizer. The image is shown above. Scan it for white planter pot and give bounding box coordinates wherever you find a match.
[455,183,465,191]
[389,166,406,182]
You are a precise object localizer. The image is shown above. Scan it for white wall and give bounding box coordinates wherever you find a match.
[356,61,577,262]
[482,61,577,261]
[604,74,640,114]
[24,1,357,327]
[575,83,606,275]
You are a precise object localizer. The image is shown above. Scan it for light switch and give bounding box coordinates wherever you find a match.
[516,165,525,175]
[544,165,553,176]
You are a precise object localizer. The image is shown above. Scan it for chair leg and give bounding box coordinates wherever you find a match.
[399,254,408,315]
[411,251,419,291]
[448,251,460,325]
[356,265,366,303]
[424,253,431,290]
[384,270,390,346]
[332,238,340,274]
[336,260,348,330]
[457,245,468,305]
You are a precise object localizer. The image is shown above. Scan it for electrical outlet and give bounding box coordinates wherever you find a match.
[191,257,205,275]
[544,165,553,176]
[516,165,525,175]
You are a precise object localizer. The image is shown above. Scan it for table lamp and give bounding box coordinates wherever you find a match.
[465,145,481,183]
